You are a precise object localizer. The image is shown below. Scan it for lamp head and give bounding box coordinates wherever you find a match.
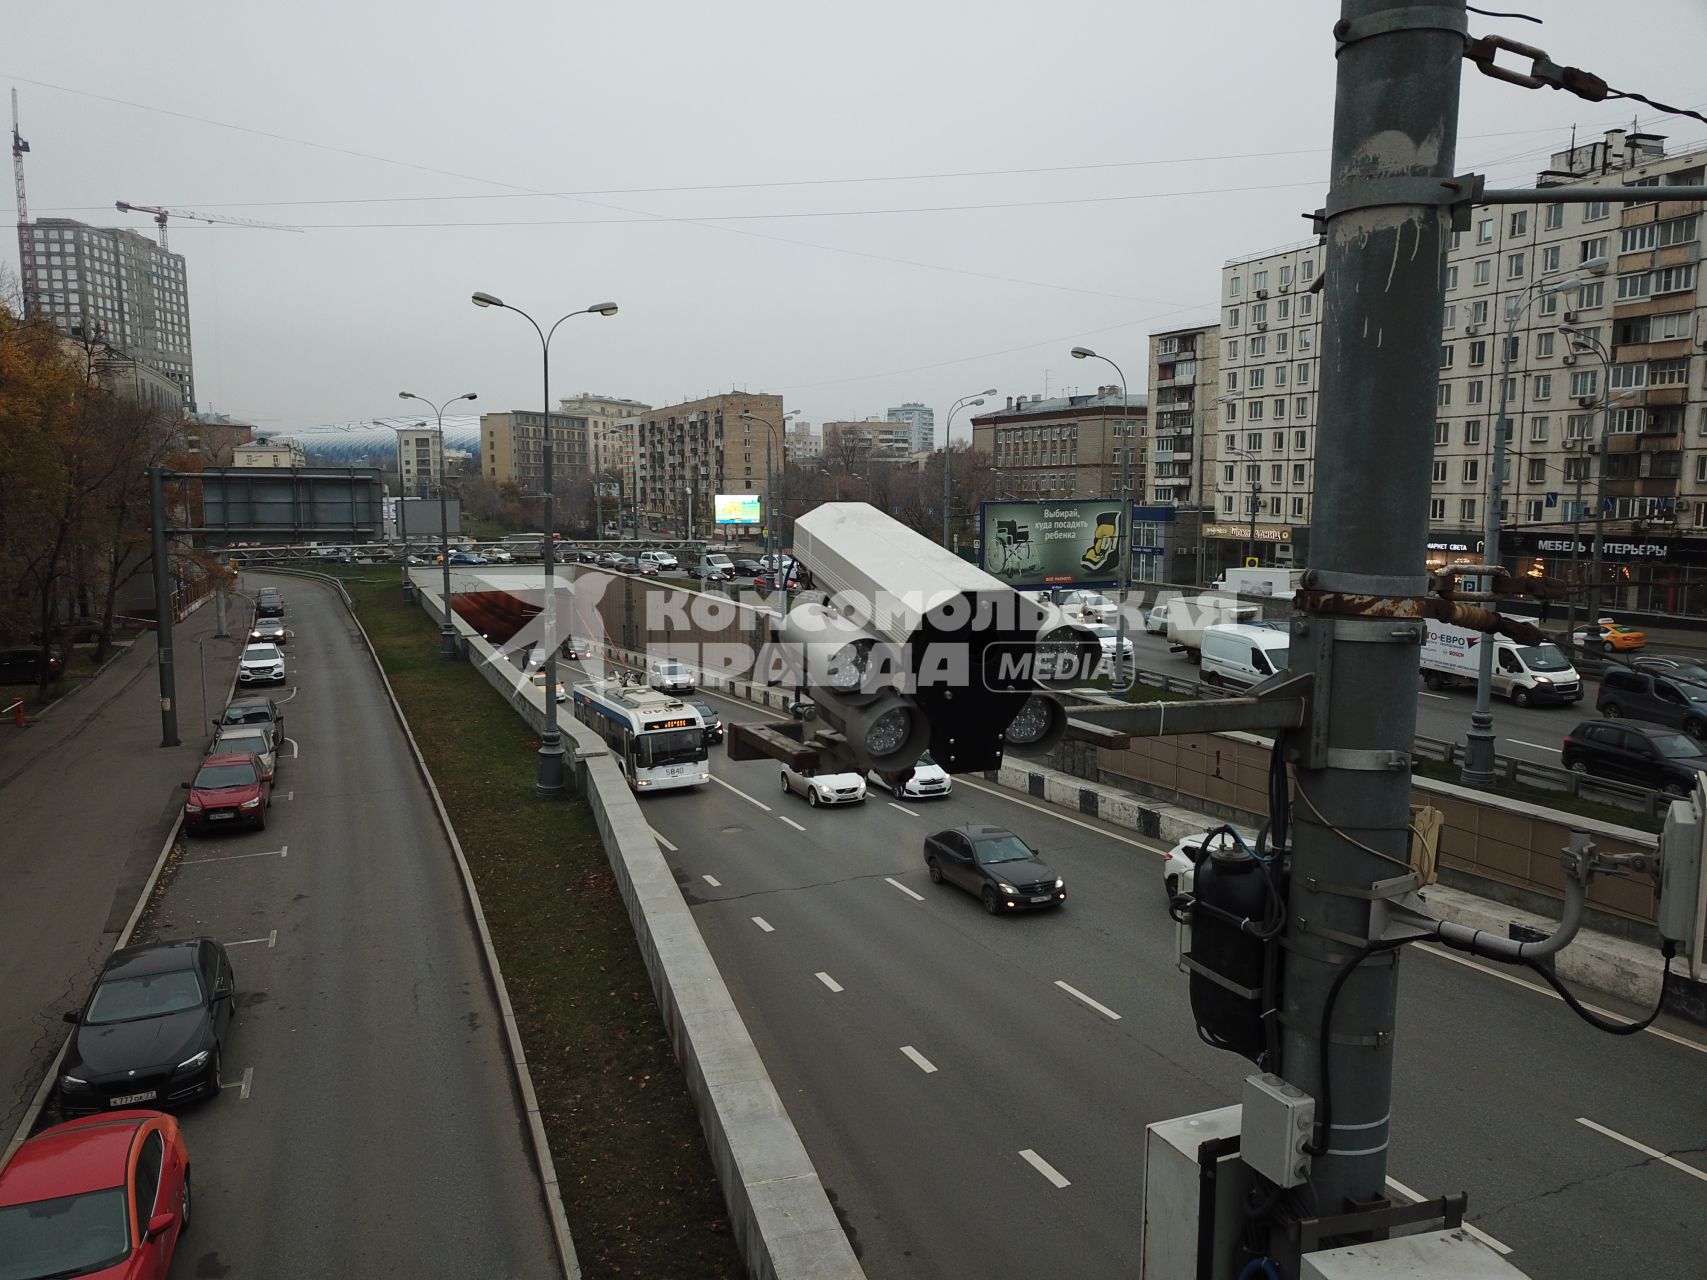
[1579,254,1609,276]
[969,398,986,407]
[462,392,477,401]
[398,391,413,400]
[587,301,619,316]
[980,387,996,395]
[1070,347,1095,360]
[471,291,503,308]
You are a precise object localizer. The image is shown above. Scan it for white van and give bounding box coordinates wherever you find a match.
[638,550,678,572]
[699,552,735,578]
[1200,623,1289,688]
[1420,622,1581,706]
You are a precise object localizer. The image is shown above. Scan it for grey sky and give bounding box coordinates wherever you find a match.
[8,1,1705,434]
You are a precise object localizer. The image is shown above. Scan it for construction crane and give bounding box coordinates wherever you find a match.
[113,201,301,250]
[12,88,39,319]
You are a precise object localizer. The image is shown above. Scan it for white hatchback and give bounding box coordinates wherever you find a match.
[870,751,953,799]
[781,767,867,807]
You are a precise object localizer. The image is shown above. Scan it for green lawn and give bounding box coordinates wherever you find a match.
[340,571,741,1278]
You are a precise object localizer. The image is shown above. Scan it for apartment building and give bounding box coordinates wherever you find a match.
[232,439,306,469]
[634,393,784,537]
[886,402,936,451]
[822,420,914,465]
[968,388,1147,502]
[480,409,590,492]
[394,426,444,498]
[559,392,649,500]
[785,422,822,462]
[1147,324,1222,578]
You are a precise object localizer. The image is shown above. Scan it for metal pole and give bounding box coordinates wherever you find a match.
[198,637,207,731]
[1588,352,1615,629]
[1569,450,1586,637]
[537,341,565,797]
[1194,393,1208,588]
[438,408,456,659]
[1282,0,1464,1217]
[214,587,228,638]
[148,466,179,746]
[1247,476,1260,565]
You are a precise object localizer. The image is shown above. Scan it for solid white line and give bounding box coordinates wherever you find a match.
[1018,1148,1071,1189]
[885,876,925,901]
[180,847,285,866]
[955,776,1170,856]
[702,874,721,888]
[1054,980,1123,1021]
[1508,739,1560,753]
[1419,691,1450,700]
[815,971,843,993]
[278,688,298,703]
[712,774,774,812]
[887,802,919,817]
[752,916,775,933]
[779,816,806,831]
[281,790,294,801]
[652,829,678,852]
[228,929,278,949]
[284,737,300,758]
[1384,1177,1512,1255]
[1578,1117,1707,1184]
[899,1045,938,1074]
[1415,943,1707,1056]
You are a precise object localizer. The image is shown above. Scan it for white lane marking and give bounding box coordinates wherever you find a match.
[702,874,721,888]
[1384,1177,1512,1255]
[1419,691,1450,701]
[1018,1148,1071,1189]
[280,790,294,801]
[1415,943,1707,1057]
[222,1066,255,1099]
[228,930,278,949]
[278,688,298,703]
[752,916,775,933]
[887,802,919,818]
[1054,980,1123,1021]
[652,830,678,852]
[1577,1117,1707,1185]
[181,846,286,866]
[779,815,806,832]
[885,876,925,901]
[712,774,774,812]
[955,776,1170,856]
[899,1045,938,1074]
[284,737,300,758]
[1508,739,1560,753]
[815,971,843,993]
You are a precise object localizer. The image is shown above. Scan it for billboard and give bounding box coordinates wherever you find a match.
[979,500,1124,590]
[714,493,762,525]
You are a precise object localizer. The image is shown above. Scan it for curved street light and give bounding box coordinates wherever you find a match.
[941,388,996,549]
[399,390,477,658]
[1071,347,1134,692]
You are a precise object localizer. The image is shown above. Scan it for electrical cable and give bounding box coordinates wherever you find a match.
[1294,787,1417,873]
[1301,936,1418,1158]
[1518,943,1675,1035]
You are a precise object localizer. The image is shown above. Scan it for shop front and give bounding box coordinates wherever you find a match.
[1426,529,1707,620]
[1202,522,1306,579]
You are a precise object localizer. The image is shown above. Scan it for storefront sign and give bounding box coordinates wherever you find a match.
[1203,524,1291,543]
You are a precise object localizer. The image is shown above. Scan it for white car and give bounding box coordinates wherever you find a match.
[1162,829,1249,897]
[483,547,514,564]
[781,766,867,807]
[1086,624,1135,673]
[639,550,679,572]
[214,724,278,780]
[870,750,953,799]
[530,671,568,703]
[238,644,286,685]
[1145,603,1170,635]
[1058,591,1119,624]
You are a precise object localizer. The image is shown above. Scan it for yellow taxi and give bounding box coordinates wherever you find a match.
[1571,617,1647,653]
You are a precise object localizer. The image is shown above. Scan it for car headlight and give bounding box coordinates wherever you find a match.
[185,803,203,813]
[1054,878,1065,889]
[997,882,1018,895]
[240,797,261,809]
[1534,676,1552,684]
[176,1050,210,1072]
[60,1074,88,1089]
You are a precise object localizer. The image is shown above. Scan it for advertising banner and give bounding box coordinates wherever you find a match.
[979,500,1124,590]
[714,493,762,524]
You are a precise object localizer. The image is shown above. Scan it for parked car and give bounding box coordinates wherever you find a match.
[732,558,765,578]
[870,749,952,799]
[211,724,277,782]
[248,618,288,646]
[0,1110,191,1276]
[1571,617,1647,653]
[1201,622,1289,689]
[237,644,286,685]
[530,671,568,703]
[0,643,65,683]
[1597,666,1707,737]
[691,700,725,745]
[758,553,796,575]
[58,937,236,1116]
[647,658,696,694]
[1631,654,1707,686]
[483,547,514,564]
[448,551,488,565]
[638,549,679,572]
[631,558,659,577]
[254,591,283,618]
[1561,720,1707,796]
[181,751,272,832]
[923,824,1066,913]
[781,766,867,807]
[597,551,626,569]
[217,695,284,741]
[1145,603,1170,636]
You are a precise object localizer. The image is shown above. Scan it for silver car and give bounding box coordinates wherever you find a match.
[214,724,278,781]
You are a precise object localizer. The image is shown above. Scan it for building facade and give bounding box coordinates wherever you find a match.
[784,422,822,462]
[559,392,649,503]
[480,409,591,493]
[27,218,194,409]
[968,388,1147,503]
[394,427,444,498]
[633,393,784,537]
[1146,324,1222,580]
[232,439,306,469]
[822,420,915,466]
[886,402,936,451]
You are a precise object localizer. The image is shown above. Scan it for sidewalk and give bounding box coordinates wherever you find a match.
[0,605,243,1142]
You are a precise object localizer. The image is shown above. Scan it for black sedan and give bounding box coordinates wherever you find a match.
[923,824,1066,913]
[1561,720,1707,797]
[58,937,236,1116]
[255,592,284,619]
[732,558,765,578]
[248,617,288,646]
[691,700,725,745]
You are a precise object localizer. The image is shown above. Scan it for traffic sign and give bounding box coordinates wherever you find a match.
[1545,492,1558,508]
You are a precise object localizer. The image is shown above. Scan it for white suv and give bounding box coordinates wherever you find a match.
[238,644,286,685]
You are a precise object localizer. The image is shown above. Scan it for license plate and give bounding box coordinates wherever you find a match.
[1030,894,1053,904]
[209,812,234,821]
[668,766,684,775]
[110,1090,156,1106]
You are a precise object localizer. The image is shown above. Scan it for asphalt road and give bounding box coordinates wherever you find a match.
[605,673,1707,1280]
[131,574,558,1278]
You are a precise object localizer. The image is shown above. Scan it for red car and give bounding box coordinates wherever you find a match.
[0,1110,190,1279]
[181,750,272,833]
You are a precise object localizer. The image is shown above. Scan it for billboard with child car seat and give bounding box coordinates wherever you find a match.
[978,500,1125,590]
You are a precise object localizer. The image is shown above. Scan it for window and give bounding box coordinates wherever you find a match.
[1249,400,1265,421]
[1223,464,1236,484]
[1566,413,1592,440]
[1529,415,1549,442]
[1565,457,1590,482]
[1544,202,1564,230]
[1507,251,1527,279]
[1300,294,1314,318]
[1585,201,1609,222]
[1430,498,1446,520]
[1462,459,1480,484]
[1440,344,1455,369]
[1502,335,1520,364]
[1608,408,1645,434]
[1291,497,1306,518]
[1301,259,1315,280]
[1650,357,1689,386]
[1464,420,1482,445]
[1273,398,1286,420]
[1292,463,1306,484]
[1252,270,1268,291]
[1461,499,1477,521]
[1540,245,1561,273]
[1227,307,1240,328]
[1577,281,1605,309]
[1570,370,1599,398]
[1271,463,1283,483]
[1249,368,1266,389]
[1698,455,1707,484]
[1250,336,1267,357]
[1279,264,1293,286]
[1227,371,1240,391]
[1437,383,1452,407]
[1509,210,1528,238]
[1534,374,1552,400]
[1223,495,1234,514]
[1535,332,1554,359]
[1660,215,1699,247]
[1296,363,1310,385]
[1443,303,1457,329]
[1292,430,1307,450]
[1250,302,1268,325]
[1477,217,1494,244]
[1445,265,1459,290]
[1434,421,1450,445]
[1229,276,1243,298]
[1655,264,1696,295]
[1294,396,1309,418]
[1621,223,1659,253]
[1470,300,1489,326]
[1432,460,1447,484]
[1466,380,1484,404]
[1226,337,1241,360]
[1474,259,1492,285]
[1225,401,1238,422]
[1527,457,1547,484]
[1468,340,1487,366]
[134,1132,164,1223]
[1276,332,1289,353]
[1580,235,1608,263]
[1299,328,1312,349]
[1277,299,1290,321]
[1275,365,1287,386]
[1272,431,1285,450]
[1525,499,1544,523]
[1610,362,1647,391]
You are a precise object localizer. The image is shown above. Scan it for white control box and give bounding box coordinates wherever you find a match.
[1241,1072,1315,1189]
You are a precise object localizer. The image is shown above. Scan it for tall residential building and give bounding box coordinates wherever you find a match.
[822,420,914,465]
[559,392,650,500]
[480,410,591,492]
[232,439,306,469]
[886,402,936,451]
[1147,324,1222,581]
[968,388,1147,502]
[1218,129,1707,607]
[27,218,195,409]
[394,426,444,497]
[634,393,784,537]
[784,421,822,462]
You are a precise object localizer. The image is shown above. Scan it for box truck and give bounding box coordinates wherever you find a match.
[1419,622,1582,706]
[1212,567,1304,600]
[1166,594,1261,663]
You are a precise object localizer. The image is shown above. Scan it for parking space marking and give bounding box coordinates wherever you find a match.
[1018,1148,1071,1189]
[702,874,721,888]
[1509,740,1559,753]
[228,930,278,949]
[1054,980,1122,1021]
[815,971,843,993]
[899,1045,938,1074]
[284,737,300,758]
[1578,1117,1707,1186]
[279,790,294,801]
[221,1066,255,1100]
[652,829,678,852]
[752,917,775,933]
[885,877,925,901]
[779,815,806,832]
[887,802,919,818]
[712,775,773,812]
[181,845,287,866]
[278,688,298,703]
[1420,691,1449,701]
[1384,1177,1511,1254]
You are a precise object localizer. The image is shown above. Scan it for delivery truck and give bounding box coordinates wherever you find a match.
[1419,622,1582,706]
[1166,594,1261,663]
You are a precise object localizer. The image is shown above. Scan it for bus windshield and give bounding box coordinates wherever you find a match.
[636,728,706,768]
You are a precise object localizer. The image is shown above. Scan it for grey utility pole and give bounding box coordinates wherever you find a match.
[1282,0,1465,1216]
[148,465,179,747]
[1071,349,1133,690]
[400,390,478,659]
[941,389,995,549]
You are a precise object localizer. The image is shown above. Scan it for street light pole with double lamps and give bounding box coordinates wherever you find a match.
[739,409,798,590]
[1460,258,1606,786]
[941,389,997,549]
[471,291,618,798]
[399,390,477,658]
[1558,323,1640,633]
[1071,347,1136,691]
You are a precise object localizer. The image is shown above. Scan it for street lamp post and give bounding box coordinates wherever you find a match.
[1559,324,1639,633]
[472,291,618,797]
[1071,348,1134,691]
[399,390,477,658]
[1461,259,1605,786]
[740,410,798,587]
[941,389,997,549]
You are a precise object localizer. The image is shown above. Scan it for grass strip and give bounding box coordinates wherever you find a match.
[341,572,742,1278]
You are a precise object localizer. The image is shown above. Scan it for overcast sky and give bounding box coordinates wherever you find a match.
[8,1,1705,435]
